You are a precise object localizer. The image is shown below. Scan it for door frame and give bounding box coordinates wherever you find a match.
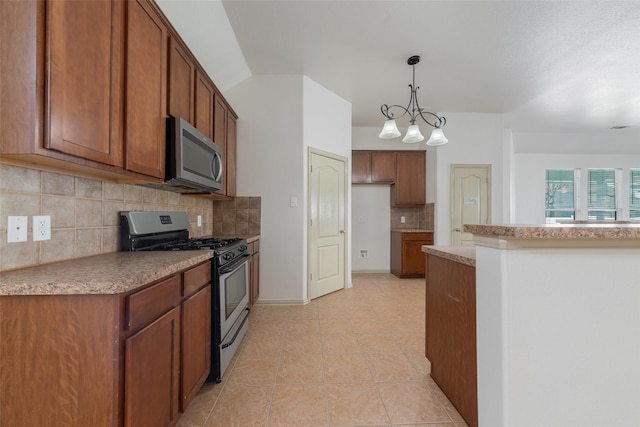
[450,164,492,245]
[307,147,348,301]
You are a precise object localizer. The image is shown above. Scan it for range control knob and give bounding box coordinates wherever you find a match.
[223,253,234,261]
[238,245,248,252]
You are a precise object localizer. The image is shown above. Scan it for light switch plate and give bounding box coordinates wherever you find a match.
[7,216,28,243]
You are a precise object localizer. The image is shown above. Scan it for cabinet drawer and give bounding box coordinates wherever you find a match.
[183,262,211,298]
[127,275,181,331]
[402,232,433,242]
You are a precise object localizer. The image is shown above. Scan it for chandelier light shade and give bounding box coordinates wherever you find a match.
[379,55,448,145]
[426,128,449,146]
[378,119,401,138]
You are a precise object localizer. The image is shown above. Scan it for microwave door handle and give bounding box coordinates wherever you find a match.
[211,151,223,181]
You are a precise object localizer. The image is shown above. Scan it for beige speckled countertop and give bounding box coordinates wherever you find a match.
[391,229,434,233]
[0,251,213,296]
[422,246,476,267]
[464,223,640,239]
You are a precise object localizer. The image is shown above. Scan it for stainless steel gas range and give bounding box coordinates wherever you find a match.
[119,211,250,382]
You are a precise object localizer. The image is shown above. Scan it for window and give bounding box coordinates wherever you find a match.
[631,169,640,220]
[587,169,617,220]
[545,169,576,223]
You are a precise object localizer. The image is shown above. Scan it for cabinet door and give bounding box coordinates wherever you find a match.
[125,307,180,427]
[226,113,237,197]
[250,250,260,306]
[125,0,167,178]
[371,152,395,182]
[351,152,371,183]
[194,71,214,140]
[45,0,124,166]
[181,285,211,411]
[168,37,194,123]
[214,94,229,194]
[393,151,426,206]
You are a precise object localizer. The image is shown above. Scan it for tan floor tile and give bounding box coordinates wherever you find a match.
[285,318,321,334]
[427,378,467,423]
[365,352,421,381]
[239,333,283,358]
[251,304,292,320]
[289,304,320,319]
[405,351,432,379]
[250,319,289,336]
[386,316,426,334]
[349,317,388,334]
[204,383,272,426]
[276,354,325,383]
[377,381,452,424]
[326,382,390,425]
[268,384,328,426]
[227,356,279,385]
[282,333,323,355]
[324,353,373,382]
[319,317,352,334]
[355,333,399,353]
[321,333,361,354]
[176,382,220,426]
[395,333,426,353]
[318,305,349,319]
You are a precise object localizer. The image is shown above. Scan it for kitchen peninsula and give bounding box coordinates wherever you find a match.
[464,223,640,427]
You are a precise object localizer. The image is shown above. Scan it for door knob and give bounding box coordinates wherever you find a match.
[454,228,461,232]
[339,230,345,234]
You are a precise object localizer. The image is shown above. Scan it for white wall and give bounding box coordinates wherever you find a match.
[225,75,352,303]
[431,113,505,244]
[302,77,353,297]
[225,75,305,302]
[352,186,391,272]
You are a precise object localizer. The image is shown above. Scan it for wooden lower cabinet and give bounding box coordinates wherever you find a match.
[425,254,477,427]
[125,307,181,427]
[390,231,433,278]
[0,262,211,427]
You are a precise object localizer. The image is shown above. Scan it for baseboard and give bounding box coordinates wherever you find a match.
[253,299,309,306]
[352,269,391,274]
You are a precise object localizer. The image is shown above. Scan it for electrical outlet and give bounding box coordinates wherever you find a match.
[33,215,51,241]
[400,216,406,224]
[197,215,202,227]
[7,216,28,243]
[360,249,368,258]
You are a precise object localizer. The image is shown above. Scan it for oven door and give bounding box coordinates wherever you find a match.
[218,254,250,339]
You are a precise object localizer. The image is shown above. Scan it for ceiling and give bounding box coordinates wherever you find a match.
[157,0,640,134]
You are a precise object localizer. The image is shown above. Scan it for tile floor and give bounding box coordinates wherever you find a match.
[177,273,468,427]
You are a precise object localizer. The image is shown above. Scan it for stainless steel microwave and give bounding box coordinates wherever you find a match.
[165,117,223,193]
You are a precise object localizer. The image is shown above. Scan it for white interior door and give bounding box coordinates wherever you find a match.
[451,165,491,246]
[308,150,346,300]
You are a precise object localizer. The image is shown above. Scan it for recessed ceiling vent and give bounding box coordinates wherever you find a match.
[609,125,634,130]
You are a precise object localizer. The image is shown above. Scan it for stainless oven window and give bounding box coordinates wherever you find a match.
[224,263,247,319]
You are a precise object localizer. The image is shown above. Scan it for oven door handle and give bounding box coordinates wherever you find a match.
[221,307,250,349]
[218,254,250,275]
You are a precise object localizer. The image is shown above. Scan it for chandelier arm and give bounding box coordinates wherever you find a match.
[380,103,412,121]
[417,110,447,128]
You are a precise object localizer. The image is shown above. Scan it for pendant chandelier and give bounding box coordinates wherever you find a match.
[378,55,448,146]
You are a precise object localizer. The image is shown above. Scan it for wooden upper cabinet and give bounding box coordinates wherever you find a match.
[194,71,215,140]
[371,152,395,182]
[125,0,167,179]
[45,0,124,166]
[214,93,237,197]
[352,152,372,183]
[225,113,237,197]
[352,151,396,184]
[168,37,195,124]
[392,151,426,206]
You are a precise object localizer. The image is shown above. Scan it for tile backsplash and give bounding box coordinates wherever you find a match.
[390,203,434,230]
[212,198,262,235]
[0,163,216,271]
